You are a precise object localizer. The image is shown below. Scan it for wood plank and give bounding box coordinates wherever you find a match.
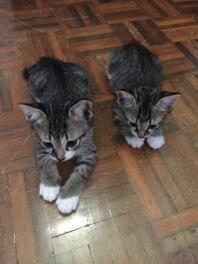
[152,207,198,238]
[118,145,163,221]
[9,171,37,264]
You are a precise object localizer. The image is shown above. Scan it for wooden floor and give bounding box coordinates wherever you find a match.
[0,0,198,263]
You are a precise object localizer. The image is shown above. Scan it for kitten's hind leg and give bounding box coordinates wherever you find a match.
[147,129,165,149]
[125,136,145,149]
[56,151,96,214]
[37,152,60,202]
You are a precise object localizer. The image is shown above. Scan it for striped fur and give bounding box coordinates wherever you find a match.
[106,43,180,147]
[19,57,96,213]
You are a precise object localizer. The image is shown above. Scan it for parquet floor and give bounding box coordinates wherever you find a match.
[0,0,198,263]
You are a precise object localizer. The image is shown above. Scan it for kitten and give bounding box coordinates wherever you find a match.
[106,43,180,149]
[19,57,96,214]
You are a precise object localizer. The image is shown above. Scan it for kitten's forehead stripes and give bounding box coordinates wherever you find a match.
[135,86,159,123]
[47,103,68,140]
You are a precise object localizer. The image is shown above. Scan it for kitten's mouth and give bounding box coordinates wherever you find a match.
[132,130,146,138]
[57,158,65,162]
[50,155,66,162]
[138,134,145,138]
[50,151,75,162]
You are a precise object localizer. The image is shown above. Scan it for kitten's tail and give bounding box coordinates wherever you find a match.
[23,68,29,80]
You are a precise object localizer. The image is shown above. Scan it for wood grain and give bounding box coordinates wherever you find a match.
[0,0,198,263]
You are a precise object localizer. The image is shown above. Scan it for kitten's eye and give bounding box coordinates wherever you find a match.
[43,142,53,148]
[148,124,157,129]
[129,122,137,128]
[66,139,79,149]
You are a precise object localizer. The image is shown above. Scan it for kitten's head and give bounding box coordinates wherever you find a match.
[19,100,93,162]
[116,90,180,138]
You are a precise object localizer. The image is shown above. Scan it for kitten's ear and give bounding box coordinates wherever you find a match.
[116,91,136,108]
[155,92,180,112]
[69,100,93,121]
[18,104,47,124]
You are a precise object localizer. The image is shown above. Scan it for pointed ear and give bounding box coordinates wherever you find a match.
[68,100,93,121]
[116,91,136,108]
[155,92,180,112]
[18,104,47,124]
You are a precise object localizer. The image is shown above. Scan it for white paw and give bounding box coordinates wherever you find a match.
[125,136,145,149]
[147,136,165,149]
[56,196,79,214]
[39,183,60,202]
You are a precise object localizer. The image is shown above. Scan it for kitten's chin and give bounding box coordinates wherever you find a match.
[131,131,150,139]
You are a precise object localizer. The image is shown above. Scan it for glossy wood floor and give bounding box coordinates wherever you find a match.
[0,0,198,263]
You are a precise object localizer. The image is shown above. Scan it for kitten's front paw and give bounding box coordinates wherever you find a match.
[56,196,80,214]
[39,183,60,202]
[125,136,144,149]
[147,136,165,149]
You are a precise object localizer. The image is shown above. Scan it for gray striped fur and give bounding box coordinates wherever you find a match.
[106,43,180,147]
[19,57,96,213]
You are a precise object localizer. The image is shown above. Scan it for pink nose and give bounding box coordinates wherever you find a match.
[138,129,145,138]
[55,149,65,161]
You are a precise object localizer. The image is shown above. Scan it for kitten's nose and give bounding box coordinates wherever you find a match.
[138,129,146,138]
[55,149,65,161]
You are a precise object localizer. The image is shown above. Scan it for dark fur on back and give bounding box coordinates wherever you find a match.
[24,57,90,107]
[24,57,91,138]
[107,43,162,118]
[107,43,162,91]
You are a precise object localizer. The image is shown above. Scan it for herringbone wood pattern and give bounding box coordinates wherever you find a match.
[0,0,198,263]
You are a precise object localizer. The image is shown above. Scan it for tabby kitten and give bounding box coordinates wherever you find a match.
[19,57,96,214]
[106,43,180,149]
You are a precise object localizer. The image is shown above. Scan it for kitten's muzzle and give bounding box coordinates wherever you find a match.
[138,129,146,138]
[54,149,65,161]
